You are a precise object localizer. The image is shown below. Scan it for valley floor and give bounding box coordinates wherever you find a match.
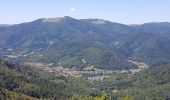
[24,60,149,81]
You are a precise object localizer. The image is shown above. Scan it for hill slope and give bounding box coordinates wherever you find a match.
[0,60,94,100]
[0,17,170,69]
[99,65,170,100]
[133,22,170,39]
[0,60,169,100]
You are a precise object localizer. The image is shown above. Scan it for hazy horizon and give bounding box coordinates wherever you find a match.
[1,16,170,25]
[1,0,170,24]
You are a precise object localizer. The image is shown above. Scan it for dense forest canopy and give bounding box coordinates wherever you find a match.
[0,60,169,100]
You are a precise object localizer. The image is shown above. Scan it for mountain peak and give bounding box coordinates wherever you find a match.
[91,19,106,24]
[42,17,63,23]
[42,16,75,23]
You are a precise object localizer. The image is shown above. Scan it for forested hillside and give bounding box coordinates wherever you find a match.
[0,60,95,100]
[0,60,169,100]
[0,17,170,70]
[98,65,170,100]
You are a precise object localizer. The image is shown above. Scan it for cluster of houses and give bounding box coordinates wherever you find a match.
[24,60,148,81]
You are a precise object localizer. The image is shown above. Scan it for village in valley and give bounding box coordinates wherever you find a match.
[24,60,148,81]
[1,47,149,81]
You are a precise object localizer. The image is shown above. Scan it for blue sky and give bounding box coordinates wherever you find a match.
[0,0,170,24]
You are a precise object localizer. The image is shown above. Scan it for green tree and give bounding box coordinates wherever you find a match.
[121,95,134,100]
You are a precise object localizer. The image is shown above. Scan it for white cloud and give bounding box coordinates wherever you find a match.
[69,8,76,12]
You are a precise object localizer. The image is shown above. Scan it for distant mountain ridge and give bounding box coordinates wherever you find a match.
[133,22,170,39]
[0,24,11,27]
[0,16,170,70]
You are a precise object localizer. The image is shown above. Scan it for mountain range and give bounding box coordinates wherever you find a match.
[0,16,170,70]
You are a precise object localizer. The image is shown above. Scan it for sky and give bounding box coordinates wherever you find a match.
[0,0,170,24]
